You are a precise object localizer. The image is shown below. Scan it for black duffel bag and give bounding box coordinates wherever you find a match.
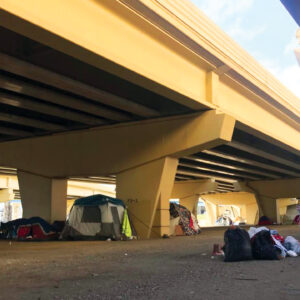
[223,227,253,262]
[251,230,280,260]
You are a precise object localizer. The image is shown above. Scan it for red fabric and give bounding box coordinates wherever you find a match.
[293,215,300,225]
[16,221,57,240]
[189,216,194,230]
[17,225,31,239]
[272,234,284,244]
[258,220,272,226]
[32,224,47,240]
[32,224,56,240]
[189,216,199,232]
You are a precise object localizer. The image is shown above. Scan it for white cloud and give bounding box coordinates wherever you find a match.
[256,55,281,76]
[277,64,300,99]
[259,56,300,99]
[192,0,254,24]
[227,17,266,41]
[284,37,298,56]
[192,0,264,43]
[191,0,300,102]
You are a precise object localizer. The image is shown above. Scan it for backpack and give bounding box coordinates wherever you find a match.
[223,227,253,262]
[251,230,280,260]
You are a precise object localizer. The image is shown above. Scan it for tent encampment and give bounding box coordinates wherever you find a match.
[0,217,58,240]
[169,203,201,236]
[60,194,134,240]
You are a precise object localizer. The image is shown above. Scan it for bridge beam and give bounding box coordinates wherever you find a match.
[0,110,235,177]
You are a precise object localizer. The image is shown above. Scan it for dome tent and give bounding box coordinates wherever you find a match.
[61,194,133,240]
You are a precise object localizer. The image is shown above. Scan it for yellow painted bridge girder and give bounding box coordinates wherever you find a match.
[0,111,235,177]
[0,1,299,150]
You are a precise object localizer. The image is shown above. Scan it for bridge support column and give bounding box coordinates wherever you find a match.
[180,195,199,215]
[171,179,217,216]
[254,196,298,224]
[205,200,217,226]
[17,171,67,222]
[246,178,300,224]
[254,194,278,223]
[0,188,14,203]
[245,202,259,225]
[116,157,178,239]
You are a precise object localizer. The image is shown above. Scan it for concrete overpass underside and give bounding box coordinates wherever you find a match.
[0,0,300,238]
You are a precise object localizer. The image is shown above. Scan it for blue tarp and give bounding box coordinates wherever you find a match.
[74,194,125,207]
[280,0,300,26]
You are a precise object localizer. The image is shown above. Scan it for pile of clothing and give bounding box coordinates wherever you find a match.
[249,227,300,258]
[170,203,200,236]
[222,226,300,262]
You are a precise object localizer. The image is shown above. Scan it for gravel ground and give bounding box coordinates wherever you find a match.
[1,225,300,300]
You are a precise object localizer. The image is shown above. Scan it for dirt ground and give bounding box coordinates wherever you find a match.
[1,225,300,300]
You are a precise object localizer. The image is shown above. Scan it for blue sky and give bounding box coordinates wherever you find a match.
[191,0,300,98]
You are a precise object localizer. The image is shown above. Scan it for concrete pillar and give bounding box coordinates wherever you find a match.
[239,205,246,220]
[254,194,277,223]
[116,157,178,239]
[17,171,67,222]
[205,200,217,226]
[180,195,199,215]
[277,198,298,223]
[171,179,217,216]
[246,178,300,224]
[245,203,259,225]
[0,188,14,202]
